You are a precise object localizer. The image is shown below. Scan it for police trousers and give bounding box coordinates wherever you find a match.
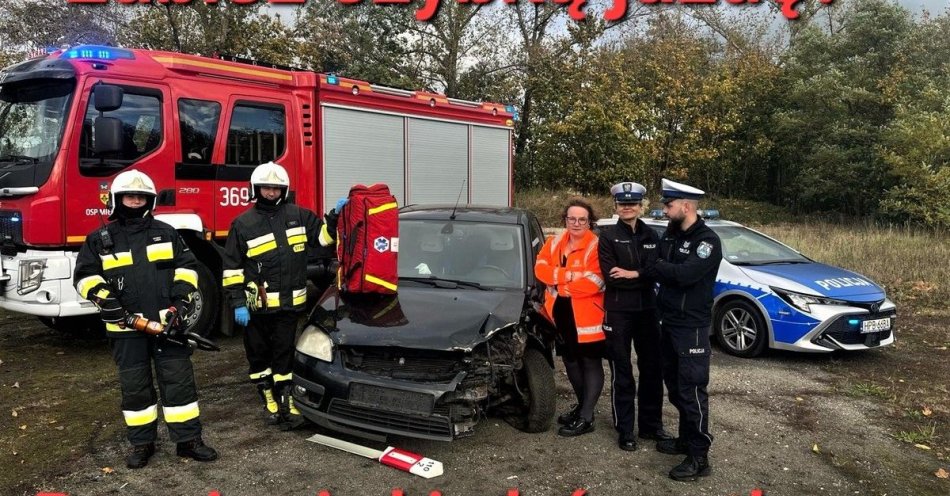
[110,336,202,446]
[660,324,713,456]
[604,309,664,435]
[244,310,299,392]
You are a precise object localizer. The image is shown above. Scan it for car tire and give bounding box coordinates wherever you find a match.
[518,348,556,433]
[715,299,768,358]
[182,260,218,338]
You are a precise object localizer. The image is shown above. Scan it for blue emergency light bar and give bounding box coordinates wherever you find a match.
[326,73,339,85]
[61,45,134,61]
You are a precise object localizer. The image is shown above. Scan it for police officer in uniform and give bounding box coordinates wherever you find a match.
[598,182,672,452]
[222,161,342,429]
[74,170,218,469]
[636,178,721,481]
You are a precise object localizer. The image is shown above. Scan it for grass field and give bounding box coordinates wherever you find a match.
[518,188,950,461]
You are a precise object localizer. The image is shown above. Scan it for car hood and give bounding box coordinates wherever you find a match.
[311,287,525,352]
[739,262,885,301]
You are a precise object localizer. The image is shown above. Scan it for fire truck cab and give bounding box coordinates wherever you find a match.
[0,46,514,336]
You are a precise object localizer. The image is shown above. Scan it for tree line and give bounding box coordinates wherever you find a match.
[1,1,947,228]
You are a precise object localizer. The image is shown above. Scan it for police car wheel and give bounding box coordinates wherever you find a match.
[715,299,768,358]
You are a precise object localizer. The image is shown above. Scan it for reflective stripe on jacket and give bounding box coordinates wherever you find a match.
[534,229,606,343]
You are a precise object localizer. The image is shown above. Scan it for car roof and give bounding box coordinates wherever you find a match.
[400,204,531,225]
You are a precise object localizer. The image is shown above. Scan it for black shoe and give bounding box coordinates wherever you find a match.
[176,437,218,462]
[557,404,581,426]
[639,428,675,441]
[618,433,638,452]
[125,443,155,469]
[657,438,688,455]
[558,417,595,437]
[669,455,711,481]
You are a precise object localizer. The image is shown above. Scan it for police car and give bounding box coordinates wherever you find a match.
[598,211,896,357]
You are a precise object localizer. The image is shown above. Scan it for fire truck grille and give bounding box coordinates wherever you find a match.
[0,211,23,245]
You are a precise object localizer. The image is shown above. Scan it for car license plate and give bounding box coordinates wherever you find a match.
[349,383,434,414]
[861,317,891,333]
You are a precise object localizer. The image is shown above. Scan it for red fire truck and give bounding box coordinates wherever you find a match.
[0,45,515,336]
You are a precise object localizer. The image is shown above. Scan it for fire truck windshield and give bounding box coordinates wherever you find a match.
[0,79,73,189]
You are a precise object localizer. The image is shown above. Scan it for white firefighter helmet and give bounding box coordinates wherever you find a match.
[249,161,290,201]
[109,170,157,215]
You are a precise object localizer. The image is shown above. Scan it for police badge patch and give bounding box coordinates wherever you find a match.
[697,241,713,259]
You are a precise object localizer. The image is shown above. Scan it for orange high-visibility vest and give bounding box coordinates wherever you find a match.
[534,229,605,343]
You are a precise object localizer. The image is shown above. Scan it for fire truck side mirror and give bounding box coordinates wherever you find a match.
[93,84,123,112]
[93,117,123,155]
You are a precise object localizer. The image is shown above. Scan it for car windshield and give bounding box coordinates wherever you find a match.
[711,225,809,265]
[398,219,526,289]
[0,80,71,165]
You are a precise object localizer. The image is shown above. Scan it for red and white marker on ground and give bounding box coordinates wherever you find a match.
[307,433,444,479]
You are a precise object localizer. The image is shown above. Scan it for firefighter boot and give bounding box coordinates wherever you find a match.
[176,437,218,462]
[125,442,155,469]
[257,384,281,425]
[276,384,304,431]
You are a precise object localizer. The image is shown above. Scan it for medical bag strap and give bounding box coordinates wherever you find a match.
[342,196,365,285]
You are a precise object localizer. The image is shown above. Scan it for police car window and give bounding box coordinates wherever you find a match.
[713,226,808,265]
[225,102,285,166]
[80,90,162,163]
[178,99,220,165]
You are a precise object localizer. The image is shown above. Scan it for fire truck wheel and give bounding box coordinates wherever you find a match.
[37,315,104,338]
[183,260,219,338]
[518,347,556,433]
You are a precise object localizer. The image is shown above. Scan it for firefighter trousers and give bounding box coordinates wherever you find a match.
[244,310,299,391]
[660,324,713,457]
[110,336,202,446]
[604,309,664,435]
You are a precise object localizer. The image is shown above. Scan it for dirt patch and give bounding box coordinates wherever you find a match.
[2,309,949,495]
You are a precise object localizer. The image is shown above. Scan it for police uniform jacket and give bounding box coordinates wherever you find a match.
[74,218,200,338]
[640,218,722,328]
[222,203,330,313]
[598,218,659,312]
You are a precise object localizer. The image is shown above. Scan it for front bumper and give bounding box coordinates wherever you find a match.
[771,299,897,353]
[0,250,95,317]
[292,350,482,441]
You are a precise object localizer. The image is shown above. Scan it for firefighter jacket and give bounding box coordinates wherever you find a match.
[598,218,660,313]
[74,218,200,338]
[534,229,606,343]
[640,218,722,328]
[222,203,334,313]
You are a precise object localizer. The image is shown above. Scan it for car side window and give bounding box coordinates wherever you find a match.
[528,217,544,256]
[225,102,286,166]
[178,98,220,165]
[79,88,162,164]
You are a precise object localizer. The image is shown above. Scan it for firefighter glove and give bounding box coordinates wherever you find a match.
[90,285,126,324]
[334,197,349,213]
[245,282,261,311]
[234,306,250,326]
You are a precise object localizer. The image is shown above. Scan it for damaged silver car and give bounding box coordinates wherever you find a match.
[292,205,557,441]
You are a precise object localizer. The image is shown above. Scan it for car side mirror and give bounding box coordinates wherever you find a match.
[93,117,122,155]
[93,84,123,112]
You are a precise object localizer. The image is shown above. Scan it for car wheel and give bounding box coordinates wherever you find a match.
[38,315,104,338]
[518,348,556,433]
[715,299,768,358]
[182,260,218,337]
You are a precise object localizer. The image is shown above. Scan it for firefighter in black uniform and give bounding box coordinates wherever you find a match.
[598,181,672,452]
[636,178,722,481]
[222,161,342,429]
[73,170,217,469]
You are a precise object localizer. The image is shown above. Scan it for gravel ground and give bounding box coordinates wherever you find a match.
[1,311,947,496]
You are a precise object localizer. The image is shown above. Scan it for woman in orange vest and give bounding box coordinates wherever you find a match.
[534,198,606,437]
